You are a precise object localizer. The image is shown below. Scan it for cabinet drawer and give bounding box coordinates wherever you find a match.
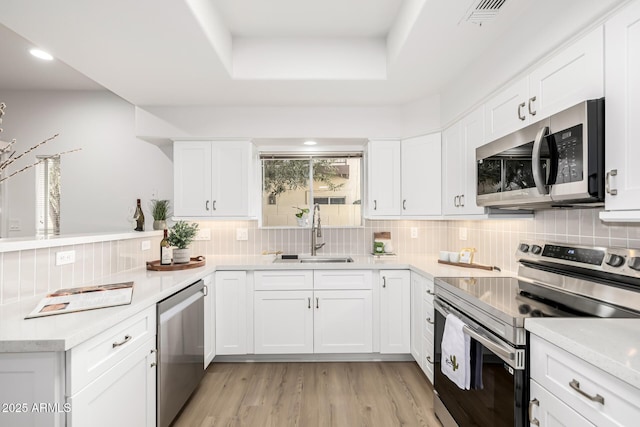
[424,279,435,303]
[529,379,595,427]
[66,305,156,395]
[423,298,434,339]
[254,270,313,290]
[314,270,373,290]
[530,334,640,427]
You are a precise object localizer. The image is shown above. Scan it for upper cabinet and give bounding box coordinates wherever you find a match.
[174,140,255,218]
[442,107,485,216]
[600,1,640,222]
[485,26,604,143]
[367,134,441,218]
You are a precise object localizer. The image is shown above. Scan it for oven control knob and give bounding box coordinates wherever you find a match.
[605,254,625,268]
[531,245,542,255]
[519,243,530,253]
[628,257,640,271]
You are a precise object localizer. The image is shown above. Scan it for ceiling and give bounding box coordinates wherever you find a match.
[0,0,628,107]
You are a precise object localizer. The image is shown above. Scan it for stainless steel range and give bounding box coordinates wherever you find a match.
[433,241,640,427]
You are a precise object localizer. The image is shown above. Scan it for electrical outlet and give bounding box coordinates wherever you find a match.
[55,250,76,266]
[236,228,248,241]
[195,228,211,241]
[410,227,418,239]
[459,227,468,241]
[141,240,151,251]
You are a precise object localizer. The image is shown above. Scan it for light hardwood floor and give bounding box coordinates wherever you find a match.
[173,362,441,427]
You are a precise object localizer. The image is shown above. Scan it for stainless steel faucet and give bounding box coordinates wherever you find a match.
[311,203,325,256]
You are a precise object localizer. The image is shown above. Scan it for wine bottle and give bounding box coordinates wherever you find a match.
[160,229,172,265]
[133,199,145,231]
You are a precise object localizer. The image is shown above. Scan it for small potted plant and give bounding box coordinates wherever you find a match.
[150,199,171,230]
[168,220,198,263]
[293,206,309,227]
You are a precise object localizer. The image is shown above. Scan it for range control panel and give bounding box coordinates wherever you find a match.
[517,241,640,276]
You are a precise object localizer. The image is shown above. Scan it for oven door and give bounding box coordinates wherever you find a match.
[433,299,528,427]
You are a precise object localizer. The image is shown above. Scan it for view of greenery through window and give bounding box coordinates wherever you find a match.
[261,156,362,227]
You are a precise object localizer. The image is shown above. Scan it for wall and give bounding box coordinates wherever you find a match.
[0,90,173,237]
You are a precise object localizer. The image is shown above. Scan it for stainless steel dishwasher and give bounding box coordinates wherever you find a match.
[157,280,206,427]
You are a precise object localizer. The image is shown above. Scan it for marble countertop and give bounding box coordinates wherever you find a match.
[0,253,507,353]
[526,318,640,389]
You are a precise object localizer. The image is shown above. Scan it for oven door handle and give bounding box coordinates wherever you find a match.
[532,126,550,195]
[434,300,525,370]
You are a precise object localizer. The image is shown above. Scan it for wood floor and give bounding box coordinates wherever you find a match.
[173,362,442,427]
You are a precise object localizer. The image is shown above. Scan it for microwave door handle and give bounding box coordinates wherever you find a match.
[532,126,550,195]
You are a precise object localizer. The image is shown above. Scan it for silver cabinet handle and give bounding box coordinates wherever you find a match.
[426,355,434,365]
[212,200,217,211]
[426,289,435,296]
[382,276,386,288]
[528,96,537,116]
[150,349,157,368]
[454,195,459,207]
[426,317,434,325]
[316,297,319,309]
[206,200,210,211]
[518,102,526,120]
[532,126,550,195]
[606,169,618,196]
[203,285,208,297]
[569,379,605,404]
[402,199,407,210]
[112,335,132,348]
[460,194,465,207]
[373,200,377,210]
[308,297,311,309]
[528,398,540,426]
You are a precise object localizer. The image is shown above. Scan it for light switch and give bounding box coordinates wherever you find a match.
[459,227,468,241]
[236,228,248,241]
[195,228,211,241]
[56,250,76,266]
[410,227,418,239]
[141,240,151,251]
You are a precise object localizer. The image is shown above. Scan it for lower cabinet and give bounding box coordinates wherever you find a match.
[410,272,435,383]
[215,271,248,355]
[204,273,215,367]
[380,270,410,354]
[529,380,595,427]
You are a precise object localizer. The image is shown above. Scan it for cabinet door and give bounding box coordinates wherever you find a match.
[529,26,603,121]
[204,274,215,368]
[368,140,401,216]
[410,273,425,364]
[254,290,314,354]
[67,337,156,427]
[484,77,529,142]
[211,141,250,217]
[601,1,640,214]
[442,122,463,215]
[460,107,486,215]
[380,270,410,354]
[529,380,595,427]
[215,271,248,355]
[313,290,372,353]
[174,141,212,216]
[401,134,442,216]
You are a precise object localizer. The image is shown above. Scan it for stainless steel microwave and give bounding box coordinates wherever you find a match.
[476,98,604,209]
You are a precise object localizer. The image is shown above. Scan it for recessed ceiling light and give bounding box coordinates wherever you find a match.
[303,140,317,146]
[29,49,54,61]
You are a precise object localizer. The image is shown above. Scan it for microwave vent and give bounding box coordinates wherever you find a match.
[460,0,508,25]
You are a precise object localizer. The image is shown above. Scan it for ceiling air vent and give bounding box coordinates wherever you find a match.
[460,0,508,25]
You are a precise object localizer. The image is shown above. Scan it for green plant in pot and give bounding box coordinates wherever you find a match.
[168,220,198,263]
[293,206,309,227]
[150,199,171,230]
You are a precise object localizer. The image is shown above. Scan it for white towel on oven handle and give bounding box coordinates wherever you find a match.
[440,313,471,390]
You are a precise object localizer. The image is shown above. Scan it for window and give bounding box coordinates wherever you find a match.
[35,155,61,235]
[261,154,363,227]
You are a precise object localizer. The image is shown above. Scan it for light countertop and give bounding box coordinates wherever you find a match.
[526,318,640,389]
[0,254,506,353]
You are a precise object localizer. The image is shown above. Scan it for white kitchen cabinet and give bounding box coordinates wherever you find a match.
[379,270,410,354]
[254,290,314,354]
[529,334,640,427]
[410,272,425,365]
[314,290,373,353]
[204,273,215,367]
[67,336,156,427]
[215,270,248,355]
[422,278,435,383]
[367,140,402,216]
[600,1,640,221]
[485,26,603,143]
[442,107,485,216]
[174,140,254,218]
[367,135,441,218]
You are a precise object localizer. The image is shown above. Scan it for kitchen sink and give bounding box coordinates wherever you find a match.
[273,256,354,263]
